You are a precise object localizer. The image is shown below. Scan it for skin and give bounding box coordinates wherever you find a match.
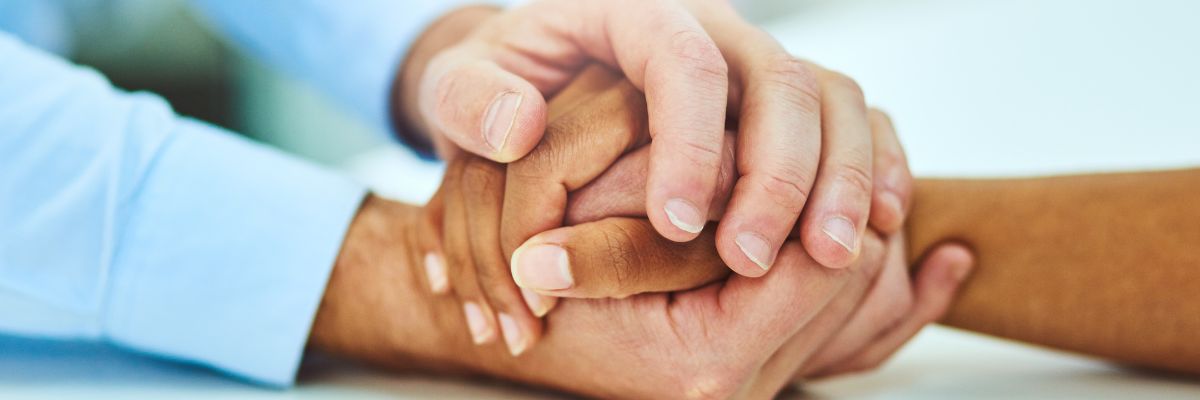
[420,68,1200,392]
[306,68,973,398]
[308,190,970,399]
[394,2,897,282]
[906,172,1200,375]
[446,65,921,356]
[545,104,1200,376]
[561,158,1200,376]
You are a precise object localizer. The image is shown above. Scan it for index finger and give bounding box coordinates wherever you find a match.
[585,0,730,243]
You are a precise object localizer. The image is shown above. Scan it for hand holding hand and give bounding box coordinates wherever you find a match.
[310,191,949,398]
[397,1,909,279]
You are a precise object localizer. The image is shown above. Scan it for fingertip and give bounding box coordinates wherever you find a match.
[912,243,974,322]
[488,89,548,163]
[644,129,723,243]
[719,242,771,278]
[869,191,906,233]
[653,197,707,241]
[423,252,450,294]
[927,244,974,283]
[714,225,773,278]
[463,301,497,345]
[510,241,573,292]
[497,310,543,357]
[520,287,558,317]
[423,56,547,163]
[802,218,859,269]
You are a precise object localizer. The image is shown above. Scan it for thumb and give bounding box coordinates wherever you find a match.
[419,43,547,162]
[510,217,729,299]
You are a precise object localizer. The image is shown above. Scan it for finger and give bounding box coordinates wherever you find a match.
[815,243,974,377]
[510,218,729,299]
[798,66,874,269]
[564,132,738,226]
[717,230,888,356]
[866,109,913,234]
[713,30,822,277]
[418,189,451,295]
[501,66,649,258]
[582,0,728,243]
[460,157,545,356]
[795,234,914,377]
[742,232,894,398]
[418,44,548,162]
[441,158,499,345]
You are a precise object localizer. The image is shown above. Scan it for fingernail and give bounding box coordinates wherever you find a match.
[735,232,773,270]
[463,302,494,344]
[424,253,448,294]
[498,313,528,356]
[821,216,858,253]
[521,288,553,317]
[512,244,573,291]
[482,90,522,153]
[664,198,704,234]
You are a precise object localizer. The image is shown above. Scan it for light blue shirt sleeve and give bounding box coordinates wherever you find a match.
[186,0,506,140]
[0,31,367,387]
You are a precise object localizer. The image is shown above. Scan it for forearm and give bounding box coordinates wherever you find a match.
[906,168,1200,374]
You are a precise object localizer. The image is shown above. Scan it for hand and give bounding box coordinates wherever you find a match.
[395,1,905,278]
[556,97,970,378]
[309,191,893,398]
[439,65,913,354]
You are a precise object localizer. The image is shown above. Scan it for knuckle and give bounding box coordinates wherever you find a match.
[824,70,866,102]
[678,366,741,400]
[506,147,557,183]
[869,107,895,129]
[875,150,907,177]
[472,253,506,283]
[479,276,518,307]
[601,224,640,295]
[756,53,821,113]
[668,29,729,82]
[754,168,813,213]
[675,137,725,171]
[462,157,503,188]
[833,161,875,199]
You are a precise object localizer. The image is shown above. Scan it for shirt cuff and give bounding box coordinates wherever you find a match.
[101,118,366,387]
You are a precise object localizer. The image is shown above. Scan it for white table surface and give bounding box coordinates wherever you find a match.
[4,0,1198,398]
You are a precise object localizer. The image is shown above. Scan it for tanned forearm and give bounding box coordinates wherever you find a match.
[906,168,1200,374]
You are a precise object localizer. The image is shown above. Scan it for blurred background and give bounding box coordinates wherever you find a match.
[7,0,1198,178]
[1,0,1198,398]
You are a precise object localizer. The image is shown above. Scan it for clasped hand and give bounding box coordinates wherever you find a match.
[311,67,973,399]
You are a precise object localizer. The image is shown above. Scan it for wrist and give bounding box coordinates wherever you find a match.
[392,5,502,159]
[308,194,503,376]
[309,195,426,365]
